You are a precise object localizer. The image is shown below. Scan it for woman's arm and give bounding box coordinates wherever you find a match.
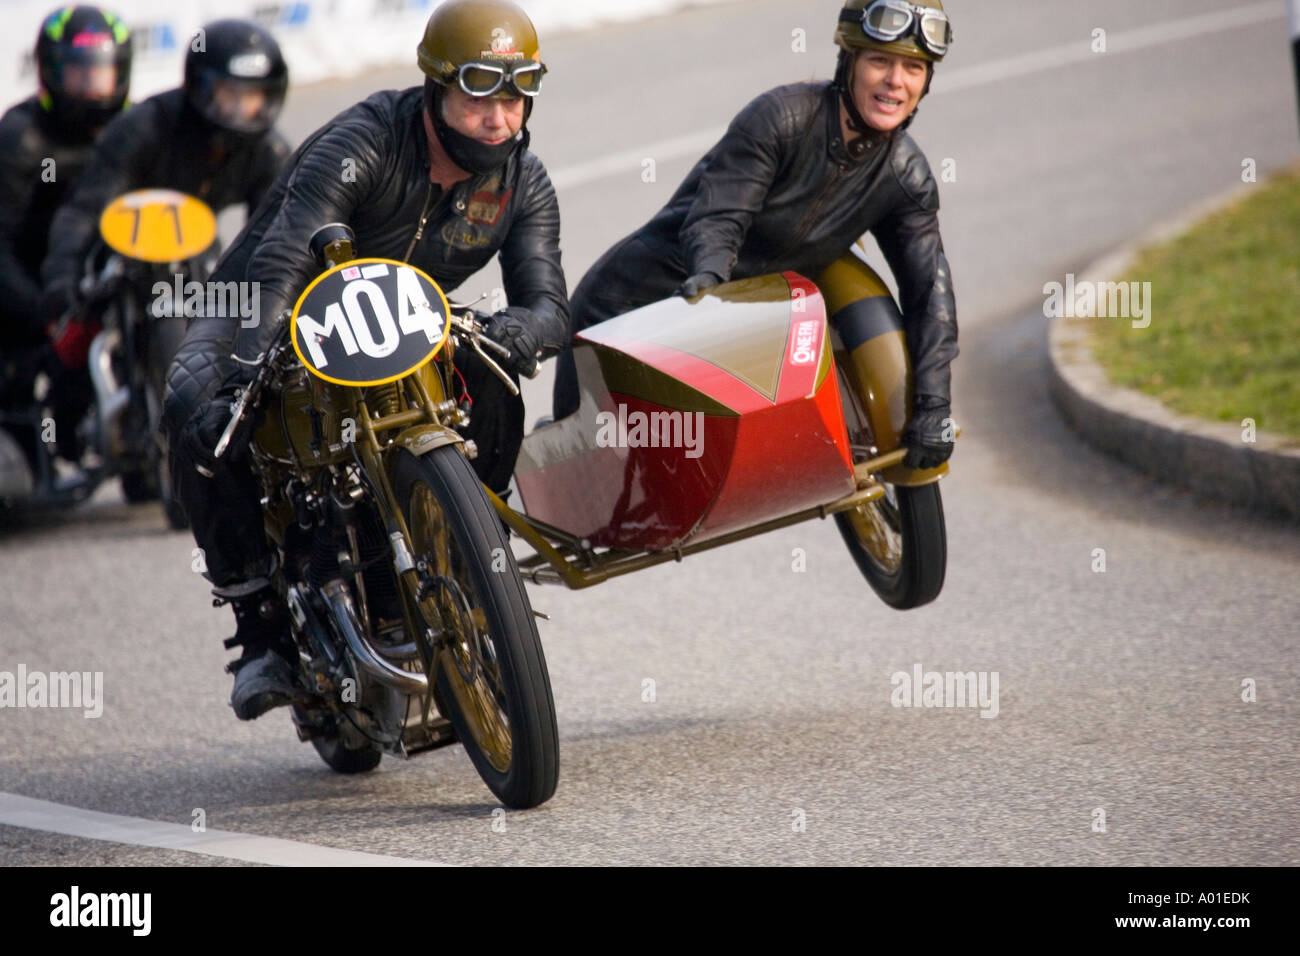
[677,90,788,283]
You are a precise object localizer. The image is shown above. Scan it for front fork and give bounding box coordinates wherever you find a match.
[345,362,467,691]
[815,253,950,487]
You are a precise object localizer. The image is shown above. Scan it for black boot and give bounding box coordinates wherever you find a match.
[214,579,299,721]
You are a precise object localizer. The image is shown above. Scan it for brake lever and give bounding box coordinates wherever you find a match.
[213,321,292,461]
[449,309,540,382]
[461,332,521,398]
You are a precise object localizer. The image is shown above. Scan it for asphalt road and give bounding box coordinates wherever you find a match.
[1,0,1298,866]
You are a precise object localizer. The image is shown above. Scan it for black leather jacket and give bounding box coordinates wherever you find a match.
[640,81,957,403]
[41,88,290,297]
[165,86,568,430]
[0,97,97,345]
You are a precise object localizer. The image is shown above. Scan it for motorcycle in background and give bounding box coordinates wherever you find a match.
[0,189,218,527]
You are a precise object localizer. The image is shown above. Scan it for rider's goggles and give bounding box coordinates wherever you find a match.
[454,60,546,98]
[842,1,952,58]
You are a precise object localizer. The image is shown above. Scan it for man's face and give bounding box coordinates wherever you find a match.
[211,80,268,127]
[61,63,118,100]
[850,49,929,132]
[441,84,524,145]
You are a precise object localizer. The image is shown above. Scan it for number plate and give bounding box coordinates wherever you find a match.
[98,189,217,262]
[290,257,451,386]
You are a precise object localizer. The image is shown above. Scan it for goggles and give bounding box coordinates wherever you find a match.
[841,1,952,58]
[453,60,546,98]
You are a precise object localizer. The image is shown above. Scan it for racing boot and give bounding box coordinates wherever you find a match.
[213,578,299,720]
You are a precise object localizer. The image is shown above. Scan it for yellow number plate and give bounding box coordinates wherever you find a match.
[98,189,217,263]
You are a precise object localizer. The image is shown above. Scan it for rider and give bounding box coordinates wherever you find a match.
[39,18,291,379]
[0,6,131,466]
[552,0,958,471]
[162,0,569,721]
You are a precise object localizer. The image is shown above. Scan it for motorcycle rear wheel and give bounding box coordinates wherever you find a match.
[836,480,946,610]
[394,446,559,809]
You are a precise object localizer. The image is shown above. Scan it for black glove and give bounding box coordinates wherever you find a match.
[677,272,724,299]
[900,394,955,470]
[483,307,541,377]
[179,387,244,476]
[39,281,78,325]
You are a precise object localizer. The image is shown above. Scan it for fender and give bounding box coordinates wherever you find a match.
[391,423,465,458]
[815,252,949,487]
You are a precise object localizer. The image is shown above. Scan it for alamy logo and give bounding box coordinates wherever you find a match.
[489,27,516,55]
[890,663,999,718]
[152,276,259,327]
[1042,273,1152,328]
[594,404,705,460]
[50,886,151,936]
[0,666,103,718]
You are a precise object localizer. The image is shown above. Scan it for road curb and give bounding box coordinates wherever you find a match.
[1046,181,1300,522]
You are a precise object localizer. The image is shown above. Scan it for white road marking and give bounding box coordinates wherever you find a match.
[549,1,1283,190]
[0,792,446,867]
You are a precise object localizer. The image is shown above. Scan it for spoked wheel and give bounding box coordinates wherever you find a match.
[394,446,558,809]
[836,479,946,610]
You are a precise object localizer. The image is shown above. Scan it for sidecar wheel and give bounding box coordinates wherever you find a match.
[836,481,946,610]
[394,446,559,809]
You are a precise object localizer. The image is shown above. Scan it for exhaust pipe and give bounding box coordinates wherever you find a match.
[87,329,130,459]
[322,579,428,695]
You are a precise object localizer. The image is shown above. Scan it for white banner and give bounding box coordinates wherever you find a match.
[1,0,732,106]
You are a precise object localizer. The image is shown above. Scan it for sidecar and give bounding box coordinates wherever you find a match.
[500,257,954,607]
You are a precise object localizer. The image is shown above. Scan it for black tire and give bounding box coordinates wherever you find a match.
[836,481,946,610]
[291,704,383,774]
[394,446,558,809]
[146,316,189,529]
[120,467,160,503]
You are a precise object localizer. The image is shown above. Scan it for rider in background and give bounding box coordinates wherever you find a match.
[552,0,958,471]
[0,5,131,467]
[162,0,569,721]
[38,18,291,382]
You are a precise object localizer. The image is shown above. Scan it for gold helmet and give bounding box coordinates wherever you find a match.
[835,0,952,64]
[418,0,546,99]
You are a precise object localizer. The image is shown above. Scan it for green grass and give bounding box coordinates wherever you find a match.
[1090,164,1300,440]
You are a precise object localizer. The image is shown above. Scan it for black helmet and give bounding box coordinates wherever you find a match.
[36,5,132,134]
[184,19,287,135]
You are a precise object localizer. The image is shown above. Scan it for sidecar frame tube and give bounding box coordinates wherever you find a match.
[488,473,889,590]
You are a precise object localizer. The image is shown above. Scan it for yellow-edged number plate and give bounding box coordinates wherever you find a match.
[291,257,451,387]
[98,189,217,262]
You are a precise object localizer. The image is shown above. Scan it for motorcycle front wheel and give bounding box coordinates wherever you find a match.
[393,446,559,809]
[835,480,946,610]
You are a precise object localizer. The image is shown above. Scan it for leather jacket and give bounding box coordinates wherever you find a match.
[164,86,568,433]
[639,81,957,402]
[0,97,98,345]
[41,88,290,297]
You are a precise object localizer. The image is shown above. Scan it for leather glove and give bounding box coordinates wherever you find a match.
[677,271,724,299]
[180,387,244,476]
[900,394,955,470]
[41,281,97,370]
[483,306,541,377]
